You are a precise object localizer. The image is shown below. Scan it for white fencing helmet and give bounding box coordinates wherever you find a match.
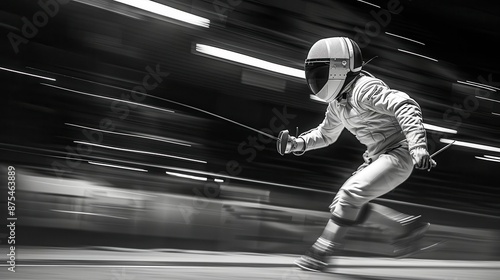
[305,37,363,103]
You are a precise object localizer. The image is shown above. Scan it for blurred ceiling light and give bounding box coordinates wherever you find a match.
[66,123,191,147]
[195,44,305,79]
[465,80,500,91]
[166,171,207,181]
[88,161,148,172]
[74,141,207,164]
[493,112,500,116]
[73,0,141,19]
[0,66,56,81]
[42,84,175,114]
[214,178,224,183]
[476,96,500,104]
[475,156,500,163]
[484,155,500,160]
[385,32,425,45]
[112,0,210,28]
[397,49,438,62]
[423,123,457,134]
[440,139,500,153]
[357,0,380,8]
[457,80,497,92]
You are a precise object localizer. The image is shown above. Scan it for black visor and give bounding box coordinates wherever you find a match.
[305,60,329,94]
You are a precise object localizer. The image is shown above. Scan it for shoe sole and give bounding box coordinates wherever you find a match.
[294,261,323,272]
[393,240,445,259]
[294,258,327,272]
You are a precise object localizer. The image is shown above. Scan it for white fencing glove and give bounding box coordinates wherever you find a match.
[410,147,437,171]
[277,130,305,155]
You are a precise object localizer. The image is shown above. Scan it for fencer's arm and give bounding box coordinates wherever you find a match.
[294,103,344,155]
[393,103,427,151]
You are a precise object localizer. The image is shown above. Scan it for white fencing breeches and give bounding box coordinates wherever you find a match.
[329,143,414,222]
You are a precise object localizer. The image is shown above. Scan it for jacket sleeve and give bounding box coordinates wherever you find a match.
[296,103,344,155]
[356,82,428,151]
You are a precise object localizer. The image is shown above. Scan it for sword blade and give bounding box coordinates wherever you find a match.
[431,141,455,158]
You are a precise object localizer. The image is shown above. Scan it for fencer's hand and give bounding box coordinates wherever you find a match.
[410,147,437,171]
[276,130,304,155]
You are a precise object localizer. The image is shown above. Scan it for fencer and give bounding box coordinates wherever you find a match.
[277,37,436,272]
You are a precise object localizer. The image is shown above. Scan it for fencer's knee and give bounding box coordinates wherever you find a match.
[330,204,370,226]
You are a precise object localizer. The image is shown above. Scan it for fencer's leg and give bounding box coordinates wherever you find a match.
[295,199,365,272]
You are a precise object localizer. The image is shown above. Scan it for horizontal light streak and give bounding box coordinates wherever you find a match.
[0,66,56,81]
[397,49,438,62]
[385,32,425,45]
[465,80,500,91]
[88,161,148,172]
[162,166,334,194]
[484,155,500,161]
[112,0,210,28]
[66,123,191,147]
[423,123,457,134]
[51,209,129,220]
[166,172,226,183]
[166,171,208,181]
[475,156,500,163]
[195,44,304,79]
[457,80,496,92]
[476,96,500,104]
[357,0,380,8]
[41,83,175,114]
[440,139,500,153]
[74,141,206,164]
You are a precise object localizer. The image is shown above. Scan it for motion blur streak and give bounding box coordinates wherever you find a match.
[465,80,500,91]
[65,123,192,147]
[88,161,149,172]
[195,44,305,79]
[162,166,335,194]
[484,155,500,160]
[475,156,500,163]
[73,141,207,163]
[0,66,56,81]
[385,32,426,45]
[166,171,209,181]
[357,0,381,9]
[112,0,210,27]
[397,49,438,62]
[458,80,497,92]
[422,123,457,134]
[51,209,129,220]
[476,96,500,104]
[41,83,176,114]
[440,139,500,153]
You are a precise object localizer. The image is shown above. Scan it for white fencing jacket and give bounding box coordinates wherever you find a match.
[298,74,427,158]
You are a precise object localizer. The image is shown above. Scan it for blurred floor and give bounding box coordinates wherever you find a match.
[1,247,499,280]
